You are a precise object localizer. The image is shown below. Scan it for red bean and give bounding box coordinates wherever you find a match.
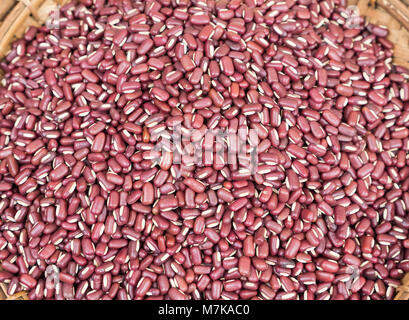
[135,277,152,298]
[190,14,210,25]
[180,55,195,72]
[19,274,37,289]
[168,287,189,300]
[141,182,154,205]
[224,279,242,292]
[238,256,251,277]
[220,56,235,76]
[285,238,301,259]
[49,163,69,181]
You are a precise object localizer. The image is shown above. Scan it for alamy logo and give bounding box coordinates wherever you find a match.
[345,265,360,290]
[146,125,260,175]
[345,5,361,29]
[45,264,60,288]
[45,5,61,30]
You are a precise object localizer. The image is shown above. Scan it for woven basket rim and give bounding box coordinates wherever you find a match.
[0,0,408,301]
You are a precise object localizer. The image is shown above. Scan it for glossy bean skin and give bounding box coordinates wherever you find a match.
[0,0,408,302]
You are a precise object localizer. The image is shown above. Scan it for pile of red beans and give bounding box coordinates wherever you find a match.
[0,0,409,300]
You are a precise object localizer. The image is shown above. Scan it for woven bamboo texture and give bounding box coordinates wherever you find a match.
[348,0,409,69]
[0,0,71,60]
[0,0,408,301]
[394,274,409,300]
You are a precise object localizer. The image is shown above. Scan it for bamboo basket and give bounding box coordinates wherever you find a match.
[394,274,409,300]
[0,267,28,300]
[0,0,408,301]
